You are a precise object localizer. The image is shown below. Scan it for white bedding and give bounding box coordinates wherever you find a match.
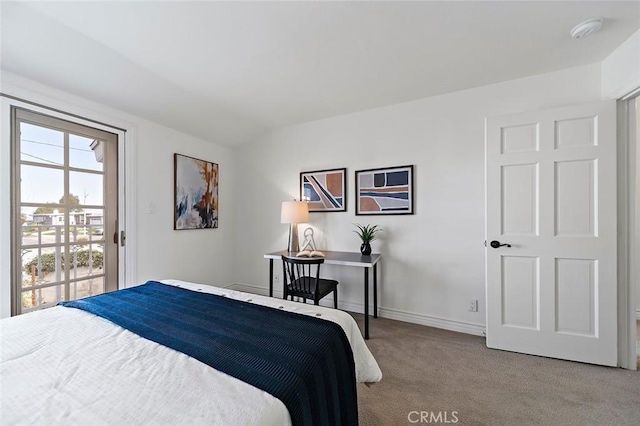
[0,279,382,425]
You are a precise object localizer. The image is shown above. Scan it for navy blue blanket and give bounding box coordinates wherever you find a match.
[61,281,358,426]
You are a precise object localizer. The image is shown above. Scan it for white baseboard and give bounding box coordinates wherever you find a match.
[229,283,486,337]
[229,283,270,296]
[378,306,486,336]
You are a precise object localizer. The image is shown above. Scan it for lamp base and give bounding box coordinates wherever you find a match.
[287,223,300,253]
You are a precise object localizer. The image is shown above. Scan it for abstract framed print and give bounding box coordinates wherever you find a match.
[355,165,414,215]
[174,153,219,229]
[300,168,347,212]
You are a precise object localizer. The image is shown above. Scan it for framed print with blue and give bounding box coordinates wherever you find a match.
[174,153,219,229]
[300,168,347,212]
[355,165,414,215]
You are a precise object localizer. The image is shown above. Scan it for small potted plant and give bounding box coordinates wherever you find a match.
[354,224,380,256]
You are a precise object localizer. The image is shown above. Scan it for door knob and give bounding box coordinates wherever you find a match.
[490,240,511,248]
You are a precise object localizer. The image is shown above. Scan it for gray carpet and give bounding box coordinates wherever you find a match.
[351,314,640,426]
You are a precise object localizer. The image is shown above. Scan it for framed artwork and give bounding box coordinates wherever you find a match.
[355,165,414,215]
[300,168,347,212]
[174,153,219,229]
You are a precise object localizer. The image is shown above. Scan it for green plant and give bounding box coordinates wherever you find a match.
[353,224,381,243]
[24,250,104,275]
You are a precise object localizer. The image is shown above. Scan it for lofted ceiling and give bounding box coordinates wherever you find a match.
[1,1,639,147]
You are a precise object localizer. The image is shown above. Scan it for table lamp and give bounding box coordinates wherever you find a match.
[281,201,309,253]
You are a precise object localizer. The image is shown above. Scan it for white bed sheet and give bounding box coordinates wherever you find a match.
[0,279,382,425]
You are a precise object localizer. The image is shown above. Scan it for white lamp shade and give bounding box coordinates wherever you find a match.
[280,201,309,224]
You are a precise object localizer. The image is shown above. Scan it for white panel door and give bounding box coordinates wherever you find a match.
[485,102,617,366]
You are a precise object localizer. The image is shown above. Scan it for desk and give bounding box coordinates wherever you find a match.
[264,250,381,339]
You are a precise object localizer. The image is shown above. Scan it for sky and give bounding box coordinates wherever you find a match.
[20,122,105,216]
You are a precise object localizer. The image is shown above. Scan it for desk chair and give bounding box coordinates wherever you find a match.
[281,256,338,308]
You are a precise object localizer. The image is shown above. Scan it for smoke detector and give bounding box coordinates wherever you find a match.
[570,18,603,39]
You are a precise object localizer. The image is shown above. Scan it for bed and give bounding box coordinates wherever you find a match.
[0,279,382,425]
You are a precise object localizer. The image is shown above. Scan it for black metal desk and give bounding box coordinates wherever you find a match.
[264,250,381,339]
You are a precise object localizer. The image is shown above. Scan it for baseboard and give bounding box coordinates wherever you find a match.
[221,283,237,290]
[229,283,486,337]
[228,283,270,296]
[379,306,486,337]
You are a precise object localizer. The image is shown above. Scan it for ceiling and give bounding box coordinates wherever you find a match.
[2,1,639,147]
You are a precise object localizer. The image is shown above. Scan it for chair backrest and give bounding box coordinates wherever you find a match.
[281,256,324,296]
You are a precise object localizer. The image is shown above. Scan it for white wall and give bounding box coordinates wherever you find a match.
[637,98,640,314]
[135,123,235,285]
[233,63,603,334]
[0,72,236,318]
[602,29,640,99]
[0,62,609,331]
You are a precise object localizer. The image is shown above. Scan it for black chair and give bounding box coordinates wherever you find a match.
[281,255,338,308]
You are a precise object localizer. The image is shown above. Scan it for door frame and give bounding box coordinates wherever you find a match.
[617,93,639,370]
[10,107,120,314]
[0,82,137,319]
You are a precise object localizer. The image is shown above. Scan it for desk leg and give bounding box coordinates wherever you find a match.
[269,259,274,298]
[373,263,378,319]
[364,267,369,340]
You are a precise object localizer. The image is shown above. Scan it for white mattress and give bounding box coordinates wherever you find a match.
[0,279,382,425]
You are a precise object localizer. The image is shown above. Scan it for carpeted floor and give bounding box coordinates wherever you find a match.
[351,314,640,426]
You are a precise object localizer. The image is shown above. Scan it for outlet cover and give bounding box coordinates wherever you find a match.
[468,299,478,312]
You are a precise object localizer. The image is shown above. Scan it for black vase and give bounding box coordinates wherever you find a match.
[360,242,372,256]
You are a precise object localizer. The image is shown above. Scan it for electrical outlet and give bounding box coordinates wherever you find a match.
[468,299,478,312]
[274,273,280,284]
